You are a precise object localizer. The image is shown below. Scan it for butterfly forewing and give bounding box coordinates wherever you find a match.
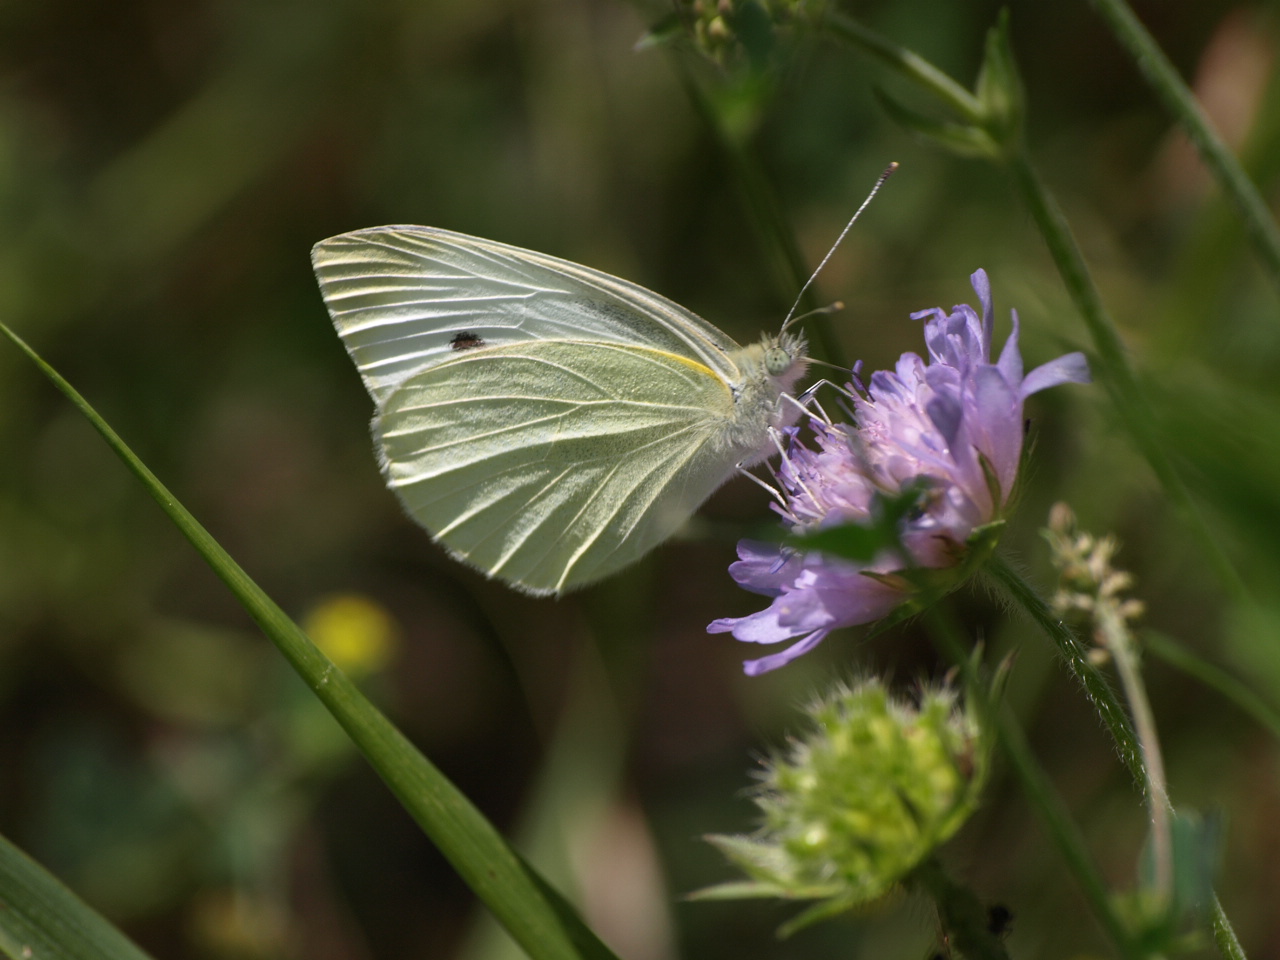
[377,340,739,594]
[312,225,746,407]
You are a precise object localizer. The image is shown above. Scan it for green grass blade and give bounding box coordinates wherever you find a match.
[0,320,619,960]
[1088,0,1280,295]
[1144,630,1280,742]
[0,831,157,960]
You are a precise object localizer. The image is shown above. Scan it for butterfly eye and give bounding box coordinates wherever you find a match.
[764,345,792,376]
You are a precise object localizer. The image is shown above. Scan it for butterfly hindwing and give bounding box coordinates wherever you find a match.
[376,339,739,594]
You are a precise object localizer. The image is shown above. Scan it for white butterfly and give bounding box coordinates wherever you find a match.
[312,226,809,596]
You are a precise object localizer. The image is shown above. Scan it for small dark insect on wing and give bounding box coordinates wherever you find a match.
[450,331,486,351]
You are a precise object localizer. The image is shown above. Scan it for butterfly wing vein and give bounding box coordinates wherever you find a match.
[377,341,741,594]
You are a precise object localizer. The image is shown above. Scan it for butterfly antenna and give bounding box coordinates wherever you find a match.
[802,357,855,375]
[789,300,845,327]
[780,162,898,334]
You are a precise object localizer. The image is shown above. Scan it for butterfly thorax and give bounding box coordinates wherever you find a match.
[721,332,809,466]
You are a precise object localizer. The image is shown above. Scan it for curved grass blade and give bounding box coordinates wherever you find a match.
[0,831,156,960]
[0,319,619,960]
[1144,630,1280,742]
[1088,0,1280,295]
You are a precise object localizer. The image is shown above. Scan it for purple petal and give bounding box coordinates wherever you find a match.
[926,394,963,447]
[743,630,830,676]
[997,309,1024,384]
[910,307,947,323]
[969,365,1022,497]
[725,541,798,597]
[970,269,993,360]
[707,606,795,643]
[763,566,846,628]
[922,315,951,363]
[813,573,905,627]
[1021,351,1091,397]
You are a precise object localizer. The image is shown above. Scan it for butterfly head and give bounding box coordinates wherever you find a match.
[761,330,809,389]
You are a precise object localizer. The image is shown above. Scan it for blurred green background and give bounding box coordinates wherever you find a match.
[2,0,1280,957]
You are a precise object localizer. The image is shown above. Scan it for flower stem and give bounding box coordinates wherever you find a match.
[1003,154,1133,400]
[909,857,1010,960]
[983,555,1145,788]
[1099,607,1173,904]
[923,606,1137,956]
[819,11,983,121]
[1087,0,1280,294]
[1212,895,1249,960]
[1005,152,1246,603]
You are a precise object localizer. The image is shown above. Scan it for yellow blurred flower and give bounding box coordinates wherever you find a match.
[302,593,398,677]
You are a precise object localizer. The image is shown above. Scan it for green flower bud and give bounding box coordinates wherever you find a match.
[657,0,810,67]
[700,678,988,932]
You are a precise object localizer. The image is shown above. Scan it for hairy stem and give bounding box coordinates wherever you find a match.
[983,555,1145,787]
[923,606,1137,956]
[910,857,1011,960]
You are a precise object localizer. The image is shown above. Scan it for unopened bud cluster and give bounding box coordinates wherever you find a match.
[707,678,987,917]
[1044,503,1144,638]
[682,0,804,63]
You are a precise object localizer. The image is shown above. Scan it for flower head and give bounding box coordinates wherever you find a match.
[710,270,1090,674]
[1044,502,1145,646]
[701,678,988,933]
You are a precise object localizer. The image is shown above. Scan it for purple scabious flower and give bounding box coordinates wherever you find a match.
[710,270,1091,675]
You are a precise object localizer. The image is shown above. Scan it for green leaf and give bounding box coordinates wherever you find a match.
[0,831,156,960]
[702,834,793,886]
[684,882,795,902]
[634,12,684,51]
[872,87,1001,159]
[776,893,863,938]
[819,11,982,123]
[0,321,620,960]
[974,9,1024,155]
[788,479,930,562]
[1138,808,1224,926]
[1115,809,1225,956]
